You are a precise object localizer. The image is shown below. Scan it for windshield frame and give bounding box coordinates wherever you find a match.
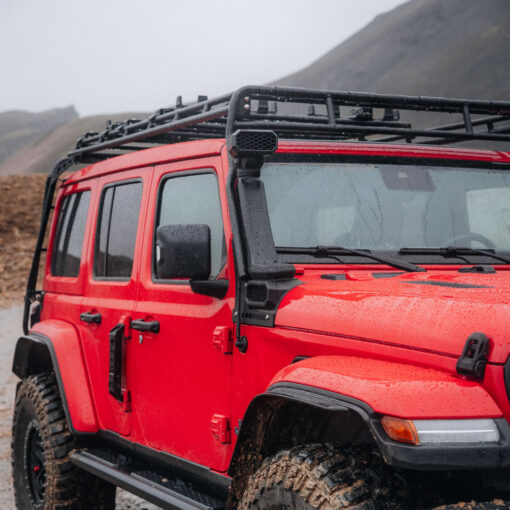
[263,152,510,266]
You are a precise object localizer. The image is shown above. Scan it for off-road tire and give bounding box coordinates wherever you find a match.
[238,443,404,510]
[12,373,116,510]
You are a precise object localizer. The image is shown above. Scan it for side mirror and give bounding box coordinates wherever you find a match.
[156,224,211,280]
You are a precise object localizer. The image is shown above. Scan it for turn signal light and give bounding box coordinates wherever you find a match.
[381,416,420,445]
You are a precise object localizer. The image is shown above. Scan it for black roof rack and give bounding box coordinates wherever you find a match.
[70,85,510,163]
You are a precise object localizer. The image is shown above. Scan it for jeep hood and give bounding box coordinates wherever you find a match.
[276,271,510,363]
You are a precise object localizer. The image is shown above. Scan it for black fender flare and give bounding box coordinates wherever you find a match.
[12,332,53,379]
[226,382,373,505]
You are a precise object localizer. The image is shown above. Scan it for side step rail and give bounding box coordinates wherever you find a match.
[70,450,225,510]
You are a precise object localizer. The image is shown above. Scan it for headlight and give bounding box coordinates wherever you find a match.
[381,416,500,445]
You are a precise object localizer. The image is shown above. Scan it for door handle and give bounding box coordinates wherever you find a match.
[80,312,102,324]
[131,319,160,334]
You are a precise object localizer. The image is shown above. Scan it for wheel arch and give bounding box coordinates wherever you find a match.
[227,383,374,506]
[12,323,98,437]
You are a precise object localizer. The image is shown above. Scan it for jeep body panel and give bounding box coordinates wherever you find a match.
[269,355,502,419]
[130,154,235,472]
[274,270,510,363]
[29,322,98,433]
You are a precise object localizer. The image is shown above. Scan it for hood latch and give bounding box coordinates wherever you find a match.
[456,332,490,380]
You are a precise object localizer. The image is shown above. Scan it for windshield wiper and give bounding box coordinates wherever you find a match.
[399,247,510,265]
[277,246,426,273]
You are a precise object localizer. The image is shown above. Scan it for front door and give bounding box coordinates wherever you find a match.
[132,158,234,471]
[79,168,150,436]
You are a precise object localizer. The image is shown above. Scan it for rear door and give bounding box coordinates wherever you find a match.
[79,168,151,436]
[132,157,235,471]
[42,182,93,332]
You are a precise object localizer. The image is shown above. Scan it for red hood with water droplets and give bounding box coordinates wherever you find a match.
[276,269,510,363]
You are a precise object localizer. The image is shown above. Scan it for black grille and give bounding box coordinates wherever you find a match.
[230,129,278,156]
[246,283,268,304]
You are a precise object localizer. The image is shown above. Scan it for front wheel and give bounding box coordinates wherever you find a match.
[12,373,115,510]
[238,443,404,510]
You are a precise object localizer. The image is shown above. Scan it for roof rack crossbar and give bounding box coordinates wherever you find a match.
[379,114,510,143]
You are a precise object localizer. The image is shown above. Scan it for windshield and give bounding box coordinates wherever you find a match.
[260,161,510,262]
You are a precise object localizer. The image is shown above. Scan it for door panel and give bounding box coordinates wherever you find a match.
[132,158,235,471]
[79,169,151,436]
[41,183,94,367]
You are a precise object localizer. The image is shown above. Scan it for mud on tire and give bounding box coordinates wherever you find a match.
[12,373,115,510]
[238,443,405,510]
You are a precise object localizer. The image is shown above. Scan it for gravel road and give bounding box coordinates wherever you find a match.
[0,305,159,509]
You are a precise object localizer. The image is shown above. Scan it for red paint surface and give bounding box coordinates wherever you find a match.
[276,270,510,363]
[270,355,502,419]
[32,320,97,433]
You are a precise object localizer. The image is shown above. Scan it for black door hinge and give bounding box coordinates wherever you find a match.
[456,332,490,380]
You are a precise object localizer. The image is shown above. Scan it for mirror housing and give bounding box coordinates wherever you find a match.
[156,224,211,280]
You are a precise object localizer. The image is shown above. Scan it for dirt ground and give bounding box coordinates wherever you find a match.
[0,174,46,307]
[0,303,158,509]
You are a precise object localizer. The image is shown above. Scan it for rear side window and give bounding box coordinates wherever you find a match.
[51,191,90,277]
[94,181,142,279]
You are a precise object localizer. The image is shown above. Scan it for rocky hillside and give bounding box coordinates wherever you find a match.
[276,0,510,100]
[0,106,77,167]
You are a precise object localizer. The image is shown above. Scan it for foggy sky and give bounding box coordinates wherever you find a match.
[0,0,407,116]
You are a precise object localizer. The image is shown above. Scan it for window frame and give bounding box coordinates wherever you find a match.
[93,178,143,282]
[151,168,227,285]
[50,190,91,278]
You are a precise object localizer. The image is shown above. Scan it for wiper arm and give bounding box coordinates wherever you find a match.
[400,247,510,265]
[278,246,426,273]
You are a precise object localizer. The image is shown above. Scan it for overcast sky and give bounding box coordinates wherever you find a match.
[1,0,408,117]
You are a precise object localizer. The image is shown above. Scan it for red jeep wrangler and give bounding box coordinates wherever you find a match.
[11,86,510,509]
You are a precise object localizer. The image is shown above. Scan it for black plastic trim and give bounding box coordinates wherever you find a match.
[190,279,229,299]
[321,273,347,280]
[504,356,510,408]
[458,265,497,274]
[236,176,294,280]
[238,278,302,327]
[402,280,493,289]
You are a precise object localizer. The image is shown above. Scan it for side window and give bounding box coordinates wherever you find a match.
[51,191,90,277]
[156,172,225,279]
[94,181,143,279]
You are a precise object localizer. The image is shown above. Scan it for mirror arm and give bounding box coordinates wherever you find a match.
[190,279,229,299]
